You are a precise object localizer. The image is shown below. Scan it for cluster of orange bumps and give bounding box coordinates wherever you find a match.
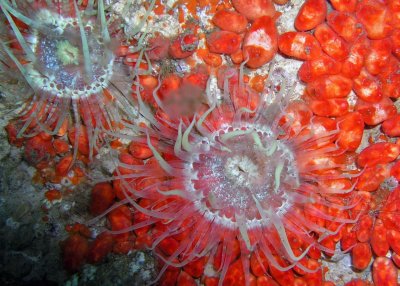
[4,0,400,285]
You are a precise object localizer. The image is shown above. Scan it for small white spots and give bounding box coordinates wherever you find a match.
[348,53,358,64]
[140,270,152,280]
[61,177,72,187]
[124,6,148,38]
[81,265,97,282]
[6,217,20,229]
[291,33,307,53]
[61,201,72,212]
[245,29,273,51]
[163,0,178,9]
[129,262,140,273]
[150,14,180,38]
[359,86,373,97]
[375,105,388,120]
[64,274,79,286]
[381,176,399,191]
[129,251,146,274]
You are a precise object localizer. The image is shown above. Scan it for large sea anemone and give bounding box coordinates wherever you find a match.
[0,0,133,161]
[104,66,362,285]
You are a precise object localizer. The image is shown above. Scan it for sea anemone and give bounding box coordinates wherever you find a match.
[0,0,132,160]
[104,67,362,285]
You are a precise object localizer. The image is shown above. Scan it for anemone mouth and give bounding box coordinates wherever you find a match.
[26,9,115,99]
[187,123,299,225]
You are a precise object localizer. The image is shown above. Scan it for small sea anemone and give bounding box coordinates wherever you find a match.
[0,0,132,160]
[104,67,362,285]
